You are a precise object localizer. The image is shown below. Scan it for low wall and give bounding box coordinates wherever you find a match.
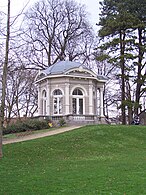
[35,115,108,125]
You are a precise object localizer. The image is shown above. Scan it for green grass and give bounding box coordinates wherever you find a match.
[1,125,146,195]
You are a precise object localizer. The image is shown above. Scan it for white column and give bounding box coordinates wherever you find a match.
[65,83,70,114]
[99,87,104,117]
[89,83,93,114]
[47,81,50,115]
[38,86,42,115]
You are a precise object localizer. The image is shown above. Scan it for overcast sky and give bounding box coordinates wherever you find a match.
[0,0,101,29]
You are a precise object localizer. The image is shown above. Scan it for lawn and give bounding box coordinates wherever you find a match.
[0,125,146,195]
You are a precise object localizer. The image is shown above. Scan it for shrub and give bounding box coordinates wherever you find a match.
[3,119,49,135]
[58,118,66,127]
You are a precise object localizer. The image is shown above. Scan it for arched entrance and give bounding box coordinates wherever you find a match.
[72,88,84,115]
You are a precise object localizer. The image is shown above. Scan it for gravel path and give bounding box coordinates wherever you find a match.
[3,125,82,145]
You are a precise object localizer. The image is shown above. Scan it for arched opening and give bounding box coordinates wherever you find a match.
[72,88,84,115]
[53,89,63,115]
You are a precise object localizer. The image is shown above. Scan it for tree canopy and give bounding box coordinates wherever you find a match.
[21,0,94,69]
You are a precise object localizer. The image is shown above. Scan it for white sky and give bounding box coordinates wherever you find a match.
[0,0,101,29]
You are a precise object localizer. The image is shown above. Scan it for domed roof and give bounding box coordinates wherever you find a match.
[35,60,107,83]
[43,61,87,75]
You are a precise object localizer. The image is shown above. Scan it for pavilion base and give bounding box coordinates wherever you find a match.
[36,115,108,125]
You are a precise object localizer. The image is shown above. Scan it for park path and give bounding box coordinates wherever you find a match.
[3,125,82,145]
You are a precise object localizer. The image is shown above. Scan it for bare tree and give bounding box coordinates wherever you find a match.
[5,66,37,123]
[21,0,94,69]
[0,0,10,158]
[0,0,32,158]
[93,49,120,118]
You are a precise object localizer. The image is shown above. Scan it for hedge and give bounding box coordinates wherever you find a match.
[3,119,49,135]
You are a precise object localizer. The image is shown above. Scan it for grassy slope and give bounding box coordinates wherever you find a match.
[0,125,146,195]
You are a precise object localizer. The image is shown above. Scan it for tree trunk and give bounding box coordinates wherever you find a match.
[134,28,143,115]
[127,83,133,124]
[0,0,10,158]
[120,31,126,125]
[0,125,2,158]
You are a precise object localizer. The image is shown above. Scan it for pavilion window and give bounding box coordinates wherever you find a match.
[72,88,83,115]
[53,89,63,115]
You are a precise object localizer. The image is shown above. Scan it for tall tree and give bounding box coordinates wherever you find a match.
[97,0,146,124]
[0,0,10,158]
[129,0,146,115]
[21,0,94,70]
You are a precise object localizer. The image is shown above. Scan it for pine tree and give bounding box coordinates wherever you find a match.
[98,0,146,124]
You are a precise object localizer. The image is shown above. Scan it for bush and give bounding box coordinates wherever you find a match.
[3,119,49,135]
[58,118,66,127]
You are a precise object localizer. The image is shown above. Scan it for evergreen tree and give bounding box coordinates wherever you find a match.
[98,0,146,124]
[128,0,146,115]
